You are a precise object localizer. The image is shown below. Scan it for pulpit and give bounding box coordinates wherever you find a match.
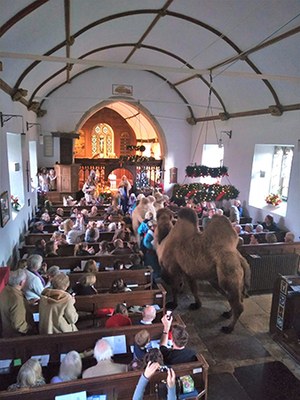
[55,164,80,193]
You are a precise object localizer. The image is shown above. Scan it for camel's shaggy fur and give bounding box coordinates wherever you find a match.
[156,207,250,333]
[155,207,174,245]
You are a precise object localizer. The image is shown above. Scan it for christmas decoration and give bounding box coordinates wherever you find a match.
[11,195,21,211]
[120,155,155,163]
[126,145,146,152]
[185,165,228,178]
[136,167,149,189]
[265,193,282,206]
[172,183,239,205]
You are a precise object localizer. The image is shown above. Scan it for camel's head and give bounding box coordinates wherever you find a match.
[161,266,185,293]
[177,207,198,227]
[156,207,173,221]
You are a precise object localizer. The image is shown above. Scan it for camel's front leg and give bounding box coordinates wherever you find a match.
[186,275,201,310]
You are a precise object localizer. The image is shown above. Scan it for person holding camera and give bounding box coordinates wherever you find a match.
[132,361,176,400]
[160,314,197,365]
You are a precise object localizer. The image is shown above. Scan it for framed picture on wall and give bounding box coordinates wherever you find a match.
[0,191,10,227]
[112,84,133,96]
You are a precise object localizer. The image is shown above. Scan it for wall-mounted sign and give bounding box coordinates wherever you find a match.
[112,84,133,96]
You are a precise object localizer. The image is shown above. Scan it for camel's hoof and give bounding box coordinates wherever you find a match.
[222,311,232,319]
[221,326,234,334]
[189,302,201,310]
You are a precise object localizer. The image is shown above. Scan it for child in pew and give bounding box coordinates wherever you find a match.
[129,346,165,371]
[45,240,59,257]
[73,258,98,273]
[132,329,151,363]
[128,253,145,270]
[109,278,132,293]
[50,231,67,246]
[95,240,111,255]
[72,273,98,296]
[8,359,46,391]
[51,350,82,383]
[74,242,95,256]
[84,259,98,273]
[105,303,132,328]
[11,258,27,271]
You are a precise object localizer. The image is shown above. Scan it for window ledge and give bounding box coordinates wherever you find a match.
[249,200,287,217]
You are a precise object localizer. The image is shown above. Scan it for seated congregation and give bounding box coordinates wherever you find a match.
[0,189,298,398]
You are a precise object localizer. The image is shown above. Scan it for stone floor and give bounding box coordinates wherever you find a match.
[168,280,300,399]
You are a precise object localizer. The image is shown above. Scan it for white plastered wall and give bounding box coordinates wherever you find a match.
[0,97,39,265]
[191,111,300,239]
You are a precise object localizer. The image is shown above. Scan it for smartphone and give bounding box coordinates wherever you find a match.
[166,310,172,320]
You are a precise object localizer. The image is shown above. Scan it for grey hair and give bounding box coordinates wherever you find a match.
[27,254,43,271]
[47,265,60,278]
[59,351,82,381]
[94,339,113,362]
[9,269,27,287]
[17,359,43,387]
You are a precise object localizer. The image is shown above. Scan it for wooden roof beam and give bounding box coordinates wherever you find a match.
[123,0,174,63]
[192,103,300,123]
[211,25,300,72]
[64,0,73,83]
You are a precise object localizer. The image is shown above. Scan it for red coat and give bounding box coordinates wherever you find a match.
[105,313,132,328]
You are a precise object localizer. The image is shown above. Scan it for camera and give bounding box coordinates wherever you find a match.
[159,366,169,372]
[166,310,172,320]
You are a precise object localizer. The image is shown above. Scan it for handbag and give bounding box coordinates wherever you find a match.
[155,378,181,399]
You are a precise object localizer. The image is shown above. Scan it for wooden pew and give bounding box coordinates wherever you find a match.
[74,283,167,316]
[239,241,300,257]
[68,267,153,292]
[41,254,134,270]
[24,231,114,245]
[0,323,166,365]
[238,242,300,293]
[0,354,209,400]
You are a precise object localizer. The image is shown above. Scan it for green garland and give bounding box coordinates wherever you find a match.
[120,155,155,163]
[172,183,239,205]
[185,165,228,178]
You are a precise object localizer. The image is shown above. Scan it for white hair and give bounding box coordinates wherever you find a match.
[59,351,82,381]
[27,254,43,271]
[108,222,116,231]
[94,339,113,362]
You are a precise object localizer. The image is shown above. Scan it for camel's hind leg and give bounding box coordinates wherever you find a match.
[221,287,244,333]
[216,258,244,333]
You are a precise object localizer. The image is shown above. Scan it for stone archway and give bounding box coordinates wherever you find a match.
[75,98,167,159]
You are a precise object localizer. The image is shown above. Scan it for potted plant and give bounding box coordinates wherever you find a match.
[265,193,282,206]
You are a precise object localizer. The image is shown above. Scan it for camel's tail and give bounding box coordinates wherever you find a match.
[240,255,251,297]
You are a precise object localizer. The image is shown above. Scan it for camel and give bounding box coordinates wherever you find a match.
[155,207,250,333]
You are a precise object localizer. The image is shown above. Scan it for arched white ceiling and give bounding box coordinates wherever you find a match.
[106,102,158,141]
[1,0,300,122]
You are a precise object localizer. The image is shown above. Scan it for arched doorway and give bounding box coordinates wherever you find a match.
[107,168,134,193]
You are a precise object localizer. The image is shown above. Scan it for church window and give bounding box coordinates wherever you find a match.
[92,123,116,158]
